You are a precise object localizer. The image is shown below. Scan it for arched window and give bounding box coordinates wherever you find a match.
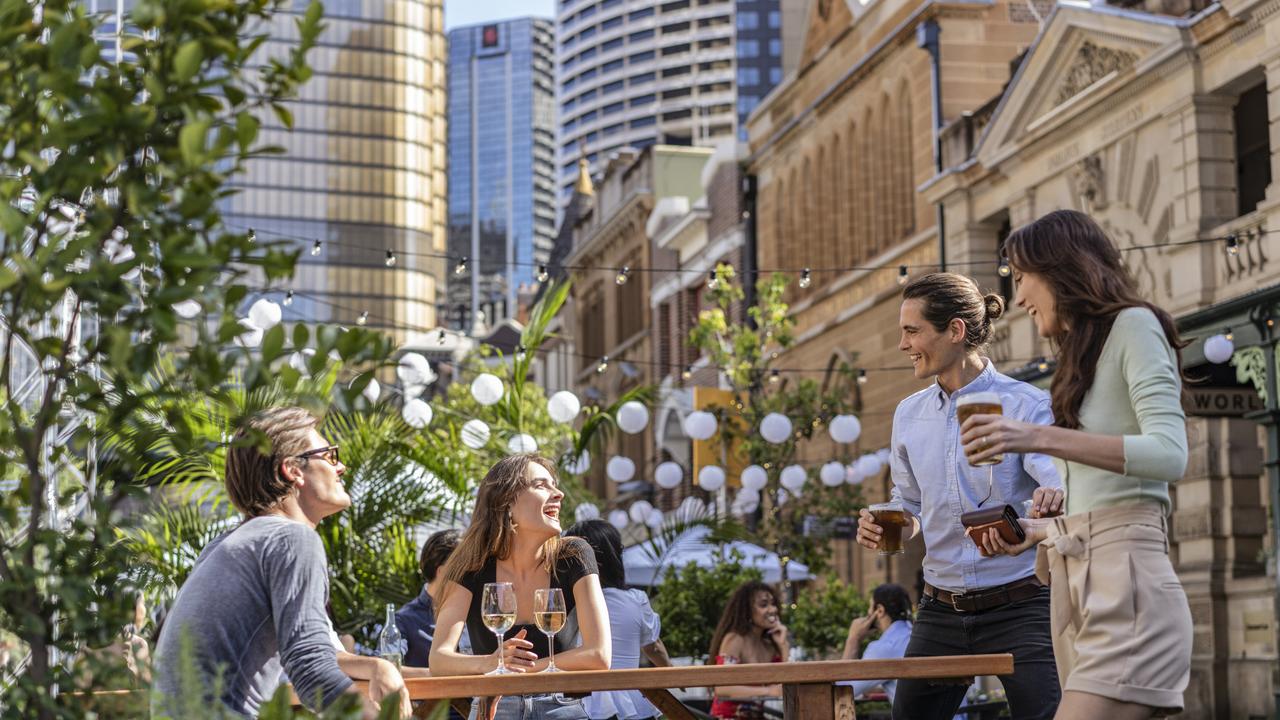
[896,81,915,239]
[831,132,845,267]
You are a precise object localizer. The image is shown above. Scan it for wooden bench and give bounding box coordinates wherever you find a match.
[378,655,1014,720]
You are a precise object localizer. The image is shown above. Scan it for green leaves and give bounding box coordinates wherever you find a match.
[173,40,203,82]
[179,119,211,165]
[787,576,869,659]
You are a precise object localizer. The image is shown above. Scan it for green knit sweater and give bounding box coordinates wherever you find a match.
[1058,306,1188,515]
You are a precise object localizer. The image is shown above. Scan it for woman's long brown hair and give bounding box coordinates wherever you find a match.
[708,581,783,660]
[1003,209,1187,429]
[438,454,581,603]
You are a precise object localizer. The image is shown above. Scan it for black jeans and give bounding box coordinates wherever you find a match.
[892,585,1059,720]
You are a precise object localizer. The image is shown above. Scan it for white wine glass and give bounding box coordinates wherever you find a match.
[482,582,517,675]
[534,588,566,673]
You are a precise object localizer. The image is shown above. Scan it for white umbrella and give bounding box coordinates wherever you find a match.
[621,525,811,586]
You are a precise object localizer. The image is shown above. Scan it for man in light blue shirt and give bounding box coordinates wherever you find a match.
[839,584,916,704]
[856,274,1063,720]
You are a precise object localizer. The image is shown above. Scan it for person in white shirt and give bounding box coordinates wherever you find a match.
[564,519,671,720]
[839,584,917,705]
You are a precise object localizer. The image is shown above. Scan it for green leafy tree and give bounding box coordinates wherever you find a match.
[785,576,869,659]
[649,554,763,661]
[688,265,867,576]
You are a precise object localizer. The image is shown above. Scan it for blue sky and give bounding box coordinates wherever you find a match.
[445,0,556,30]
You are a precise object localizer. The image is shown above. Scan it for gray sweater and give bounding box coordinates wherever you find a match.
[151,515,352,717]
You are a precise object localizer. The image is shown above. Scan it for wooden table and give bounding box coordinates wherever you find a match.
[386,655,1013,720]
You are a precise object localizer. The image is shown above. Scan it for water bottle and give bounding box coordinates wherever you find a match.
[378,603,403,669]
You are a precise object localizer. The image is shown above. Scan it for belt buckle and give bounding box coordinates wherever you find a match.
[949,591,977,613]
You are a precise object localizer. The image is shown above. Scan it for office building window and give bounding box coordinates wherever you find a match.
[737,67,759,85]
[603,58,624,73]
[631,116,656,129]
[738,39,759,57]
[629,7,655,19]
[769,67,782,84]
[630,28,655,42]
[602,79,624,94]
[736,11,758,29]
[602,36,623,51]
[602,15,623,31]
[630,71,655,84]
[630,93,656,106]
[768,10,781,27]
[769,38,782,56]
[630,49,656,63]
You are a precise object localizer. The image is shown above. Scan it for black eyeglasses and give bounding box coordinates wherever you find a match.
[296,445,340,466]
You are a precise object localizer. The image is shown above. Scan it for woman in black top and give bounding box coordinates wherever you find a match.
[430,455,611,717]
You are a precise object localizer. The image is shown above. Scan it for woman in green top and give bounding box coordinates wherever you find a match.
[960,209,1192,719]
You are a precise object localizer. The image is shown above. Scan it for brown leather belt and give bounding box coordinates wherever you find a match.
[923,575,1044,613]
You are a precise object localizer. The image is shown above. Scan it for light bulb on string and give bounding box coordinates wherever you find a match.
[681,365,692,380]
[798,268,811,289]
[385,250,397,267]
[537,264,549,283]
[857,369,868,385]
[311,239,322,256]
[283,290,294,307]
[357,311,369,326]
[897,265,909,285]
[515,344,527,360]
[1226,234,1240,256]
[615,266,630,285]
[1225,327,1234,341]
[454,257,468,275]
[1036,357,1050,373]
[248,228,256,242]
[707,269,719,290]
[998,260,1011,277]
[437,328,447,344]
[769,369,780,384]
[596,355,610,374]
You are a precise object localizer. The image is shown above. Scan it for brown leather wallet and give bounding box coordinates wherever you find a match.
[960,504,1025,545]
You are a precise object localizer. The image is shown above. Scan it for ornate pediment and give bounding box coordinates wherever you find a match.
[1053,41,1140,106]
[797,0,854,72]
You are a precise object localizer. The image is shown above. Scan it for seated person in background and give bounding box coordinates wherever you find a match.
[839,584,915,704]
[708,581,790,720]
[396,529,462,669]
[564,519,671,720]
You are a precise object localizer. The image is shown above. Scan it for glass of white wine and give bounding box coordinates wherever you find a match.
[482,582,517,675]
[534,588,566,673]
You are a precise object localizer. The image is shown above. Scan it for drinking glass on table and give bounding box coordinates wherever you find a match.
[534,587,566,673]
[482,582,517,675]
[957,391,1003,506]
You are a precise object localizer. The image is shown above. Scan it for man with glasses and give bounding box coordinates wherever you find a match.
[153,407,409,719]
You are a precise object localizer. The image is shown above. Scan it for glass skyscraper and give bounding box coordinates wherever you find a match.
[447,18,557,330]
[735,0,783,141]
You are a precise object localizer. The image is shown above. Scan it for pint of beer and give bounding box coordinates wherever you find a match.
[869,501,908,555]
[957,391,1004,466]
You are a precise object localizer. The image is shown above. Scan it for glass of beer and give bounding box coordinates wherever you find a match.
[869,501,908,555]
[957,391,1003,506]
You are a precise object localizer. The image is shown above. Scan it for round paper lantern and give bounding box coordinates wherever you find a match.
[361,378,381,404]
[655,461,683,489]
[845,464,864,486]
[461,419,491,449]
[289,349,315,373]
[776,488,792,505]
[507,433,538,454]
[828,415,862,444]
[733,490,760,515]
[645,508,665,529]
[470,373,504,406]
[565,450,591,475]
[875,447,892,464]
[735,488,760,505]
[740,465,768,492]
[397,353,433,386]
[402,399,434,429]
[616,401,650,434]
[856,454,881,478]
[235,320,263,348]
[574,503,600,522]
[547,391,581,423]
[173,299,201,319]
[760,413,793,444]
[248,298,282,330]
[698,465,726,492]
[820,461,846,487]
[629,500,654,524]
[608,509,630,529]
[606,456,636,482]
[683,411,717,440]
[780,464,807,492]
[1204,334,1234,364]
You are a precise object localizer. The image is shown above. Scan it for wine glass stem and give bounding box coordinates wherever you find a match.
[547,633,556,670]
[496,631,505,673]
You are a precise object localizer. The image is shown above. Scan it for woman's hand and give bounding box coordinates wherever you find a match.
[497,628,537,672]
[960,414,1041,465]
[765,619,788,648]
[1027,486,1065,518]
[967,518,1050,558]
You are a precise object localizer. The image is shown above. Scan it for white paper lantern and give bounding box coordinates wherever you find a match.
[574,503,600,522]
[470,373,504,406]
[361,378,381,404]
[655,461,683,489]
[608,509,630,529]
[461,419,491,449]
[507,433,538,454]
[289,349,316,373]
[248,298,282,330]
[845,464,864,486]
[732,489,760,515]
[547,391,581,423]
[629,500,654,524]
[780,464,807,492]
[698,465,727,492]
[875,448,892,465]
[235,320,263,348]
[760,413,793,444]
[172,299,201,319]
[683,411,718,440]
[828,415,862,444]
[856,454,881,478]
[565,450,591,475]
[397,353,435,386]
[1204,334,1234,364]
[606,456,636,482]
[740,465,768,492]
[735,487,760,505]
[402,399,433,429]
[776,488,792,505]
[616,401,650,434]
[645,508,665,529]
[820,461,846,487]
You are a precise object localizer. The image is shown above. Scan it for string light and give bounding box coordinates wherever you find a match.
[357,311,368,326]
[681,365,692,380]
[516,344,527,360]
[998,261,1011,277]
[897,265,909,285]
[247,228,256,242]
[1226,234,1240,256]
[454,257,468,275]
[1225,327,1234,341]
[707,269,719,290]
[769,369,780,384]
[799,268,811,289]
[615,266,630,285]
[384,250,397,267]
[857,369,868,385]
[310,239,322,256]
[1036,357,1050,373]
[537,264,549,283]
[596,355,610,374]
[437,328,447,344]
[283,290,294,306]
